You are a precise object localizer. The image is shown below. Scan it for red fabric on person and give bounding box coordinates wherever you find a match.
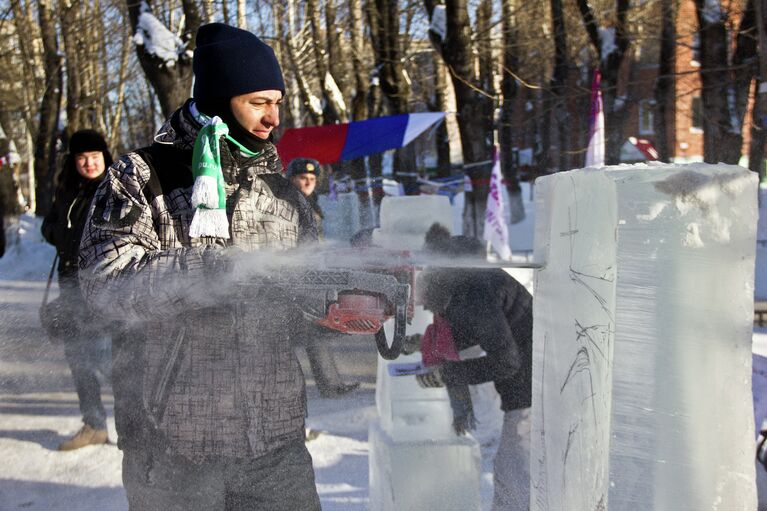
[421,314,461,367]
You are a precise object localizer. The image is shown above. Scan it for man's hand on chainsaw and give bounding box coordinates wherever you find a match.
[416,367,444,388]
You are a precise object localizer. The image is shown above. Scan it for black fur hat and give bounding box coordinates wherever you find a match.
[68,129,108,155]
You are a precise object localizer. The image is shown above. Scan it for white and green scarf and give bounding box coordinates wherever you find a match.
[189,103,261,239]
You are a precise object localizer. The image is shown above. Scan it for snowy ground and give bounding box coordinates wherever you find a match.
[0,179,765,511]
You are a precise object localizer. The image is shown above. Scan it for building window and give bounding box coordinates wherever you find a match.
[691,96,703,132]
[639,100,655,135]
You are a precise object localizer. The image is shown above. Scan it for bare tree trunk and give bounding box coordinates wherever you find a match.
[109,23,133,149]
[127,0,200,118]
[282,0,323,126]
[734,1,758,135]
[349,0,369,122]
[576,0,631,165]
[307,0,344,124]
[237,0,247,29]
[432,59,451,178]
[549,0,569,172]
[752,0,767,180]
[10,0,44,108]
[202,0,214,23]
[326,0,351,106]
[346,0,371,216]
[425,0,494,235]
[60,0,84,135]
[694,0,748,163]
[498,0,523,217]
[653,0,676,162]
[367,0,414,189]
[34,0,63,217]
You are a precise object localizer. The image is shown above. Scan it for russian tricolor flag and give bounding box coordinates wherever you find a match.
[276,113,446,166]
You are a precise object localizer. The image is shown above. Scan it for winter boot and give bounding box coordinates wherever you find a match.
[58,424,108,451]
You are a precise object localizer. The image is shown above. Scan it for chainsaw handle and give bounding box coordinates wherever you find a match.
[375,302,407,360]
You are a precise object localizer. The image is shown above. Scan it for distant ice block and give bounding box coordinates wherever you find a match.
[372,195,454,250]
[370,197,481,510]
[318,192,363,241]
[375,350,458,442]
[531,163,758,510]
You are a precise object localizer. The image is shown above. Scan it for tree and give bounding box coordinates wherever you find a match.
[33,0,63,216]
[424,0,495,235]
[752,0,767,180]
[126,0,201,118]
[575,0,631,165]
[367,0,416,190]
[694,0,756,163]
[654,0,676,162]
[498,0,525,223]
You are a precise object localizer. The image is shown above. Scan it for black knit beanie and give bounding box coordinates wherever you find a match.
[69,129,108,155]
[193,23,285,106]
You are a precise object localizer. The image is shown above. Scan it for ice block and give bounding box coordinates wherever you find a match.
[369,421,482,511]
[372,195,454,250]
[531,163,758,510]
[370,195,481,510]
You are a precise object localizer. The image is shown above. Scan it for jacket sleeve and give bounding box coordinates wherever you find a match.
[440,289,522,387]
[41,197,59,247]
[78,155,230,322]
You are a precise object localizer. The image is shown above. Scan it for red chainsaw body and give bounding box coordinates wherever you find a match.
[312,249,415,335]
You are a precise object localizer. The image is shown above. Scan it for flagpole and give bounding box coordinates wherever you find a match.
[585,69,605,168]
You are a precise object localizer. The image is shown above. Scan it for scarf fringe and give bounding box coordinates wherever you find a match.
[191,174,220,210]
[190,208,230,239]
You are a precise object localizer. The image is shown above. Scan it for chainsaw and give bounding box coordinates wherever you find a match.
[249,248,541,360]
[251,249,415,360]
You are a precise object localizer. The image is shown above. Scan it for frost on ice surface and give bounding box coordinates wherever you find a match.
[636,202,666,222]
[652,168,754,246]
[684,222,704,248]
[133,5,185,67]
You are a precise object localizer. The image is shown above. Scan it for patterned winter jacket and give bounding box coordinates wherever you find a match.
[79,100,318,461]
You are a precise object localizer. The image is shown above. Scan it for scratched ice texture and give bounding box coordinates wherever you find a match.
[530,163,758,510]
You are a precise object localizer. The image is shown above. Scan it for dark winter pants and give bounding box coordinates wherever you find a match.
[63,333,110,430]
[122,440,322,511]
[59,278,110,430]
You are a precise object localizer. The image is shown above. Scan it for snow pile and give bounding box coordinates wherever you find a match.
[0,213,56,281]
[133,3,186,67]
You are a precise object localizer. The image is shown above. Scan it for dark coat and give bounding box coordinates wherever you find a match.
[306,193,324,239]
[42,154,110,280]
[79,100,318,461]
[430,268,533,411]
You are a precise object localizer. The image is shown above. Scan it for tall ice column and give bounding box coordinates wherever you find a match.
[531,163,758,510]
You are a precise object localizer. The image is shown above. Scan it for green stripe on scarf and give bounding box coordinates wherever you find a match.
[189,117,230,238]
[188,108,263,239]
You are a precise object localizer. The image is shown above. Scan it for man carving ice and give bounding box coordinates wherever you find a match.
[79,23,321,510]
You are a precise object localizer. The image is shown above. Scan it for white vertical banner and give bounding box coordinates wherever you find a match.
[483,149,512,260]
[585,70,605,168]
